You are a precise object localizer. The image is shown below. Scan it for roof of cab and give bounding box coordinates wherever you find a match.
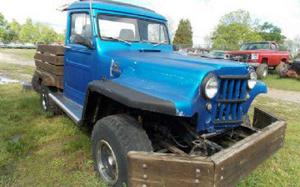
[67,0,167,21]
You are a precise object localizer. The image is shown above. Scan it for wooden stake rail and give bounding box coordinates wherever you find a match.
[34,45,65,89]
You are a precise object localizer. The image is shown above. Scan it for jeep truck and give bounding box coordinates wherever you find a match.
[225,41,290,79]
[32,1,286,186]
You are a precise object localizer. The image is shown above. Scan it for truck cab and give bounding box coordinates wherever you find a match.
[32,1,286,186]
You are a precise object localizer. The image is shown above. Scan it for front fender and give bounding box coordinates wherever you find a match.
[243,81,268,113]
[82,80,177,120]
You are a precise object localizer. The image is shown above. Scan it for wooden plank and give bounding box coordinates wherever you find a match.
[35,60,64,76]
[211,121,286,187]
[34,53,64,66]
[37,45,65,56]
[127,121,286,187]
[128,152,215,187]
[36,68,64,89]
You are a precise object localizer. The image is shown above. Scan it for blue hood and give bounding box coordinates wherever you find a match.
[105,50,250,117]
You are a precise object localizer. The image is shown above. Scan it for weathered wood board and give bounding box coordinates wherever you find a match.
[37,44,64,56]
[128,108,286,187]
[34,45,65,89]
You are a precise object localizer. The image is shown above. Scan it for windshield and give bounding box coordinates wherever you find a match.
[98,15,170,44]
[210,51,224,57]
[240,43,270,50]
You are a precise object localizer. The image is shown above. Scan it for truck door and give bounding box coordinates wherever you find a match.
[269,43,280,66]
[64,12,94,105]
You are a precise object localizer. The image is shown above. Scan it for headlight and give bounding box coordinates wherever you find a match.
[202,75,219,99]
[248,71,257,89]
[251,54,259,60]
[224,54,230,60]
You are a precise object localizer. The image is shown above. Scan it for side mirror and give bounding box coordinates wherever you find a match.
[70,34,93,49]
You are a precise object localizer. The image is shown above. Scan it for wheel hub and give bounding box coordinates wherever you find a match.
[97,140,118,184]
[42,93,47,110]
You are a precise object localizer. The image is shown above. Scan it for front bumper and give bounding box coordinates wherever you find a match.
[128,108,286,187]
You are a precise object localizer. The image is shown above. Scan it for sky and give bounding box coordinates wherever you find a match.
[0,0,300,46]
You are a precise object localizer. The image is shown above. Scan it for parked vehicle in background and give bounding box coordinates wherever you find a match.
[187,48,210,56]
[203,50,225,59]
[225,41,290,79]
[31,1,286,187]
[0,42,36,49]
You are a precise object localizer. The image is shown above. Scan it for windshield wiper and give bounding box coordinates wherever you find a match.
[103,36,132,45]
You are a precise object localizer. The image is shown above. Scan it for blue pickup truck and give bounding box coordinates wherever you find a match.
[32,0,286,186]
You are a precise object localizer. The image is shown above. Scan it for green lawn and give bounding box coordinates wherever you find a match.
[263,73,300,92]
[238,97,300,186]
[0,48,36,61]
[0,84,299,186]
[0,85,105,186]
[0,63,34,82]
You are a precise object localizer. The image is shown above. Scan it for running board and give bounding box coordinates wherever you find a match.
[49,92,83,124]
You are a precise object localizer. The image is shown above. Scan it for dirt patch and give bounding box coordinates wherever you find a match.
[0,52,34,66]
[265,88,300,104]
[0,76,19,84]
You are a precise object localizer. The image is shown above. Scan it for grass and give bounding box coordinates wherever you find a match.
[0,84,299,186]
[0,84,106,186]
[239,96,300,187]
[0,63,34,82]
[263,73,300,92]
[0,48,36,61]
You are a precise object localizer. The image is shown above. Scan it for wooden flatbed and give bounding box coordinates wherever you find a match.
[33,45,64,89]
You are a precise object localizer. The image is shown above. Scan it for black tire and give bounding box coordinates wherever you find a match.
[40,85,62,115]
[275,62,289,75]
[256,64,268,79]
[31,72,42,94]
[92,114,153,187]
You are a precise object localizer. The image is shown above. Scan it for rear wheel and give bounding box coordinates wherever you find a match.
[31,72,42,93]
[275,61,289,76]
[92,114,152,187]
[256,64,268,79]
[40,85,62,115]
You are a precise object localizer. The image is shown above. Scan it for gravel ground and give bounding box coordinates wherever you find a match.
[265,88,300,104]
[0,51,34,66]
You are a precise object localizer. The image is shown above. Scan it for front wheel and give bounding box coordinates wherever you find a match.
[92,115,152,187]
[256,64,268,79]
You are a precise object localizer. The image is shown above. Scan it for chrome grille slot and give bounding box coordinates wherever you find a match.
[214,77,248,125]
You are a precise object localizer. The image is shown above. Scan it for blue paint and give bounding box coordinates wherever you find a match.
[63,1,267,133]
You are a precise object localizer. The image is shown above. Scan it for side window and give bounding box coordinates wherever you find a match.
[70,13,92,44]
[270,43,277,50]
[147,23,167,43]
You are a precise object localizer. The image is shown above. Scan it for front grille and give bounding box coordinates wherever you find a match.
[213,76,248,125]
[230,54,250,62]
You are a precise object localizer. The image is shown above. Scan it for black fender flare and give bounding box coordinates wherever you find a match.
[81,80,177,124]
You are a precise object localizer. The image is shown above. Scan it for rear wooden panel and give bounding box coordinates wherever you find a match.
[34,45,65,89]
[37,45,64,56]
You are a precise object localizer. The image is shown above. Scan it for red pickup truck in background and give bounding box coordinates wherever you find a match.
[225,41,290,79]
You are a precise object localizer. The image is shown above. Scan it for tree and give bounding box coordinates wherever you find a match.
[0,13,9,42]
[7,19,21,42]
[211,10,262,50]
[19,18,39,43]
[258,22,286,43]
[173,19,193,48]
